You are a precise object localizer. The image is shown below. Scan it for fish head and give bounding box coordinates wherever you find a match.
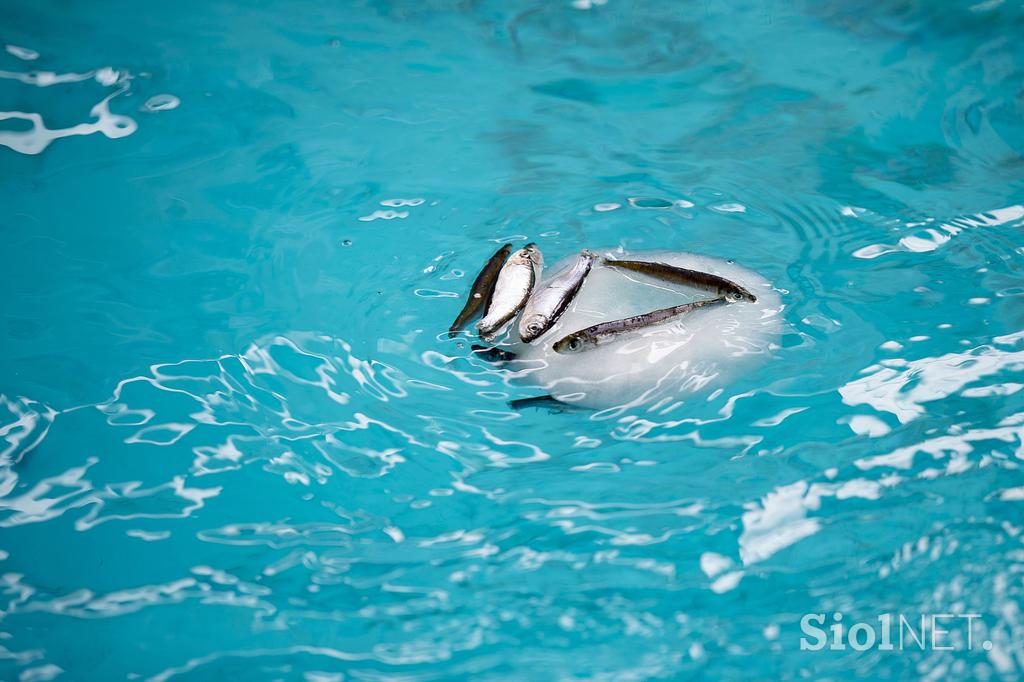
[724,287,757,303]
[475,318,498,339]
[508,243,539,266]
[519,313,549,343]
[553,332,590,354]
[522,242,543,267]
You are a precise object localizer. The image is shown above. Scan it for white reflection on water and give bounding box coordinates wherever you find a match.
[0,73,136,155]
[840,342,1024,424]
[4,44,39,61]
[0,46,181,155]
[853,204,1024,259]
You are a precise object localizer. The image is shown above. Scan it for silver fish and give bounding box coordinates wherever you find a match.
[477,243,543,339]
[519,249,597,343]
[553,297,728,353]
[603,259,757,302]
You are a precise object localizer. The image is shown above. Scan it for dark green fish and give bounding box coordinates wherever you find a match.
[553,297,729,353]
[603,259,757,302]
[448,243,512,337]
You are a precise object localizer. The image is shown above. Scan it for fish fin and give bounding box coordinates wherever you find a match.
[508,395,590,413]
[471,345,517,362]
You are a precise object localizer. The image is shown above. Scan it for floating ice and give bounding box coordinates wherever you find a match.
[493,249,783,412]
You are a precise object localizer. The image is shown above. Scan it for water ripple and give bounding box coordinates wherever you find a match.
[2,1,1024,678]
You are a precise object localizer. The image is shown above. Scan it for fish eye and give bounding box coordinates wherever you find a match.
[569,338,581,350]
[528,321,542,333]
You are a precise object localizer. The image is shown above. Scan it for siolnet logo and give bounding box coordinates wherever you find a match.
[799,612,992,652]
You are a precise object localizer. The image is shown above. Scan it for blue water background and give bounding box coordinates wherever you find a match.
[1,0,1024,679]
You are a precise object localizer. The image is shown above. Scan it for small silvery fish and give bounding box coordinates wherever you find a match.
[449,243,513,337]
[477,243,543,340]
[519,249,597,343]
[553,297,729,353]
[603,259,757,302]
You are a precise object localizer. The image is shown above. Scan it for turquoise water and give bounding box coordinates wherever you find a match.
[2,0,1024,678]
